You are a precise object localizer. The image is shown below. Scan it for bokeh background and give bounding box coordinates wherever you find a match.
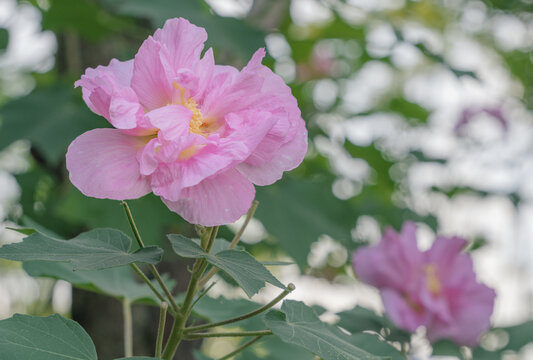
[0,0,532,359]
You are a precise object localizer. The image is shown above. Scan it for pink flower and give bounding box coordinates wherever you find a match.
[352,222,496,346]
[67,18,308,226]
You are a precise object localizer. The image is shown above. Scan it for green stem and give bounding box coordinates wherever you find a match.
[155,302,168,358]
[161,257,206,360]
[205,226,219,252]
[121,201,180,314]
[123,298,133,358]
[217,336,265,360]
[160,225,219,360]
[184,330,272,340]
[197,201,258,288]
[230,200,258,248]
[185,283,295,333]
[121,201,146,248]
[191,281,217,309]
[148,264,181,314]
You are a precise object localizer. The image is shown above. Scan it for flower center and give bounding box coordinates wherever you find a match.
[184,98,214,136]
[423,264,442,295]
[173,81,219,137]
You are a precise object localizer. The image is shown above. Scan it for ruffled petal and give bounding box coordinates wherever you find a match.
[75,59,132,119]
[131,37,174,111]
[353,222,424,292]
[427,284,495,346]
[145,104,192,141]
[66,129,151,200]
[237,119,308,185]
[108,87,145,130]
[162,169,255,226]
[381,289,425,333]
[150,139,247,202]
[222,109,277,157]
[153,17,207,73]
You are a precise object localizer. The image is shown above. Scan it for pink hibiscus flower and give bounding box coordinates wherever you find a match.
[66,18,308,226]
[352,222,496,347]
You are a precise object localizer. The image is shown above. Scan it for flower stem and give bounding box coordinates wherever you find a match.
[155,302,168,358]
[197,201,258,288]
[161,257,206,360]
[230,200,258,248]
[184,330,272,340]
[191,281,217,309]
[217,335,265,360]
[122,298,133,358]
[185,283,295,333]
[121,201,180,314]
[160,225,216,360]
[129,264,176,316]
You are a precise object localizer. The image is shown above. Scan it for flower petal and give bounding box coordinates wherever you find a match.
[75,59,133,119]
[66,129,150,200]
[108,87,145,130]
[381,289,425,333]
[426,284,495,346]
[237,119,308,185]
[162,169,255,226]
[353,222,423,293]
[150,139,247,202]
[131,37,174,111]
[145,104,192,141]
[153,17,207,73]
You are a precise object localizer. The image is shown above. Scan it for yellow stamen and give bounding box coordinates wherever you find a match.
[423,265,442,295]
[184,98,219,137]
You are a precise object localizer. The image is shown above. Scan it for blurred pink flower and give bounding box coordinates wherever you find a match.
[67,18,307,226]
[352,222,495,346]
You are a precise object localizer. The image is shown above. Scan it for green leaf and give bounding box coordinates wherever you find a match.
[0,228,162,270]
[0,85,106,165]
[432,340,464,359]
[0,313,97,360]
[349,334,404,360]
[337,306,387,334]
[0,28,8,51]
[264,300,387,360]
[337,306,411,343]
[23,261,174,305]
[115,358,161,360]
[168,234,284,297]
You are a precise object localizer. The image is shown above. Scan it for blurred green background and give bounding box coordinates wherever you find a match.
[0,0,532,359]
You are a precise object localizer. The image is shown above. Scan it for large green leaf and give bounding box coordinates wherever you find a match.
[336,306,410,343]
[348,334,404,360]
[0,86,105,165]
[0,228,162,270]
[263,300,388,360]
[0,314,97,360]
[115,358,161,360]
[23,261,174,305]
[168,234,284,297]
